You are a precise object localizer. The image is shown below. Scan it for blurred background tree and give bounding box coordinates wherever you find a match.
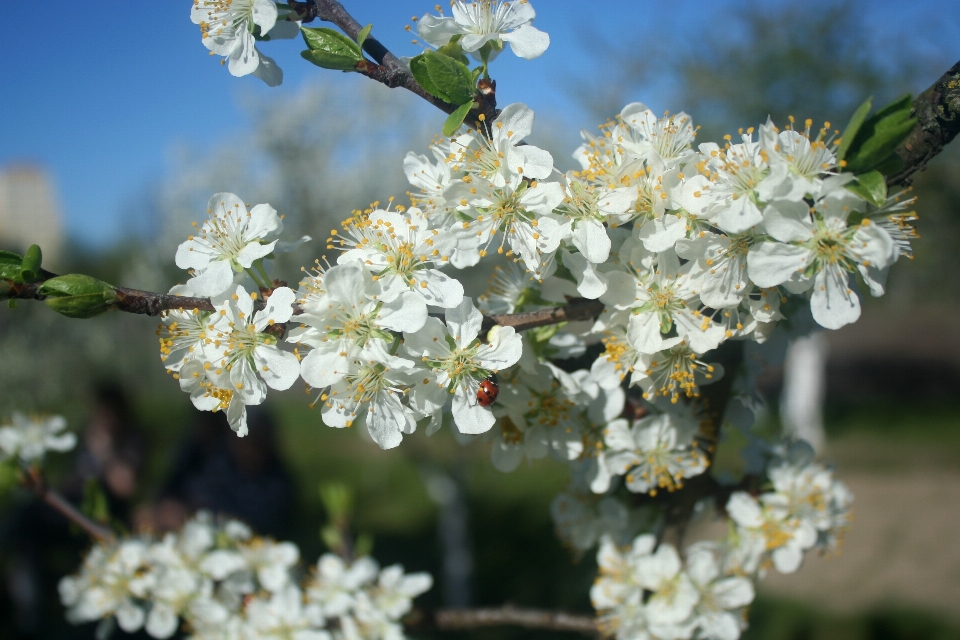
[1,1,959,639]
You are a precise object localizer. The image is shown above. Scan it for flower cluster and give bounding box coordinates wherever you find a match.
[60,512,432,640]
[0,412,76,465]
[590,440,851,640]
[592,535,755,640]
[170,6,922,639]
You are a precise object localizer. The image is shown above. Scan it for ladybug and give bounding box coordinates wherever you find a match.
[477,374,500,407]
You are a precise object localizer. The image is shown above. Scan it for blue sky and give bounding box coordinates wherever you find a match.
[1,1,957,248]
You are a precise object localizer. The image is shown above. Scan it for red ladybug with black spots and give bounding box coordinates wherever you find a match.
[477,373,500,407]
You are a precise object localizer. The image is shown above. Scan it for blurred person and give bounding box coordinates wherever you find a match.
[137,407,296,538]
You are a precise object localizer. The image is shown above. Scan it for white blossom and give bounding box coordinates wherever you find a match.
[0,413,76,464]
[418,1,550,60]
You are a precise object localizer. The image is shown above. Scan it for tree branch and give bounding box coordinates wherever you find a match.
[21,469,116,544]
[888,59,960,185]
[426,606,598,636]
[294,0,500,129]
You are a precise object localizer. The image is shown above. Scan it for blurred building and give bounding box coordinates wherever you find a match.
[0,165,64,267]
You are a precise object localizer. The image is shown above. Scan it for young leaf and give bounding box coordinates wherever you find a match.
[301,26,362,58]
[0,250,22,282]
[837,97,872,164]
[845,171,887,207]
[443,101,474,136]
[356,24,372,50]
[844,117,916,174]
[868,93,913,132]
[423,50,476,104]
[301,49,361,71]
[410,54,445,100]
[20,244,42,282]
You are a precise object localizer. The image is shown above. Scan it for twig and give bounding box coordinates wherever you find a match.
[3,268,605,330]
[429,605,598,636]
[21,469,115,544]
[300,0,500,130]
[888,59,960,186]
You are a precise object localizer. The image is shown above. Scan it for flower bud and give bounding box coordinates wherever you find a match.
[39,274,117,319]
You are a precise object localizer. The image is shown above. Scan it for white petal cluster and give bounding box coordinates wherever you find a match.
[418,1,550,61]
[305,554,433,640]
[0,413,76,465]
[726,440,852,575]
[592,535,755,640]
[190,0,299,86]
[60,513,432,640]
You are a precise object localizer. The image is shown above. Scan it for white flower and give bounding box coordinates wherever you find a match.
[446,174,565,277]
[599,413,708,495]
[206,285,301,405]
[418,1,550,60]
[178,359,252,436]
[175,193,282,297]
[685,543,755,640]
[59,540,151,633]
[190,0,294,86]
[448,103,556,187]
[726,491,817,575]
[700,122,788,233]
[369,564,433,619]
[556,177,636,264]
[0,413,76,464]
[678,229,764,309]
[635,544,699,628]
[476,260,540,315]
[629,340,722,404]
[763,119,838,201]
[292,262,427,389]
[239,539,300,593]
[617,104,698,169]
[600,243,726,355]
[306,554,378,618]
[404,297,523,435]
[243,585,328,640]
[158,285,214,372]
[319,340,420,450]
[334,208,464,308]
[487,413,549,472]
[747,188,897,329]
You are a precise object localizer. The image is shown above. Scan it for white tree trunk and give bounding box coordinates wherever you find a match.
[780,333,829,453]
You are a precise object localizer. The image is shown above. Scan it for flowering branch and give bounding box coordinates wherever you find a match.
[20,468,115,544]
[889,59,960,185]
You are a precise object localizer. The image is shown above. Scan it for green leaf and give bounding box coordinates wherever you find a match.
[423,50,476,104]
[20,244,42,282]
[39,274,117,319]
[409,54,444,100]
[301,26,362,57]
[437,39,470,66]
[845,171,887,207]
[0,250,22,282]
[300,49,361,71]
[868,93,913,131]
[837,97,872,164]
[81,478,110,524]
[443,101,474,136]
[844,117,916,174]
[356,24,372,50]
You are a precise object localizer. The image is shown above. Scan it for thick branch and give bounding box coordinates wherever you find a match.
[22,470,115,543]
[430,606,597,636]
[888,59,960,185]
